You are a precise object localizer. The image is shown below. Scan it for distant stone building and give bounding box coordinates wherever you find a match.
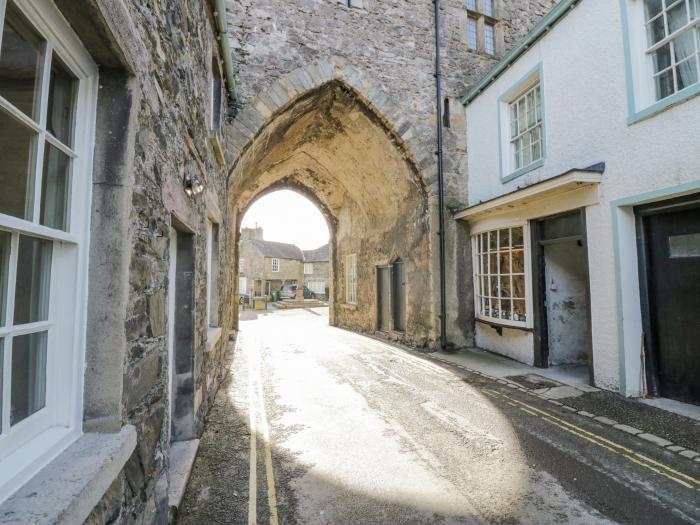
[239,227,329,299]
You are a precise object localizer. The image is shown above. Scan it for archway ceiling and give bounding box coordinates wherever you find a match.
[231,82,425,229]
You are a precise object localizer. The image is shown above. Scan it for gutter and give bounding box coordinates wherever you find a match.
[460,0,582,106]
[434,0,449,350]
[213,0,237,101]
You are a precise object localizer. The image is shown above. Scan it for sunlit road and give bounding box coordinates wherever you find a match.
[179,308,700,524]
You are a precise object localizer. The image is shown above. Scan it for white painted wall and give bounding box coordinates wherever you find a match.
[465,0,700,394]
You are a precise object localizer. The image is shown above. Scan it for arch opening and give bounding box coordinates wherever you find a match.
[229,79,436,346]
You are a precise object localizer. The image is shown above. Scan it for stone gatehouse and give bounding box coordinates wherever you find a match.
[0,0,558,522]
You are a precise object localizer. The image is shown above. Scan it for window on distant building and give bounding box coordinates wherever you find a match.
[346,254,357,304]
[465,0,501,55]
[271,258,280,272]
[622,0,700,121]
[510,82,543,171]
[473,227,527,326]
[468,17,478,49]
[304,263,313,275]
[0,0,97,500]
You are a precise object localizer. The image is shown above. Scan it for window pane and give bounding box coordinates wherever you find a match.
[499,228,510,248]
[692,0,700,19]
[11,330,47,426]
[654,68,675,99]
[512,249,525,273]
[467,0,476,10]
[14,235,52,325]
[0,3,44,119]
[513,300,526,322]
[499,275,511,298]
[647,15,667,45]
[652,43,672,73]
[0,232,10,327]
[488,231,497,251]
[676,56,699,89]
[512,227,524,247]
[0,109,37,220]
[512,274,526,299]
[526,91,536,127]
[510,104,518,138]
[40,143,71,231]
[489,252,497,274]
[46,53,77,147]
[531,138,542,163]
[673,30,697,62]
[468,18,478,50]
[645,0,663,21]
[522,131,532,166]
[667,1,689,34]
[485,23,495,55]
[484,0,493,17]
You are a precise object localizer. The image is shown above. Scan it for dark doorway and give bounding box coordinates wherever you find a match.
[392,260,406,332]
[636,194,700,405]
[168,225,196,442]
[532,210,593,381]
[377,266,392,332]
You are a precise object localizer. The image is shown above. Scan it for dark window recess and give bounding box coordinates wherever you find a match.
[443,97,450,128]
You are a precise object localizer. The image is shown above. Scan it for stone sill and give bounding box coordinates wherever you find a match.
[0,425,136,525]
[168,439,200,513]
[340,303,357,311]
[206,327,223,352]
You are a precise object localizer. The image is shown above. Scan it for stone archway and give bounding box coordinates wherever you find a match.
[224,57,438,347]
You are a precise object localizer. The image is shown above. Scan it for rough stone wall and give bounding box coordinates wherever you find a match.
[56,0,235,522]
[225,0,559,346]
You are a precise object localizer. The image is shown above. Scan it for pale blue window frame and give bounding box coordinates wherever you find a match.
[497,63,546,183]
[619,0,700,124]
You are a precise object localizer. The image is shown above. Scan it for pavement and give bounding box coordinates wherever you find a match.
[178,307,700,524]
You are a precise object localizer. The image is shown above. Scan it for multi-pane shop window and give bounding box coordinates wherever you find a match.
[271,258,280,272]
[510,83,543,171]
[474,228,527,325]
[644,0,700,100]
[0,0,96,493]
[346,254,357,304]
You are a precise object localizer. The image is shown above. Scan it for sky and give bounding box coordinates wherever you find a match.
[240,190,330,250]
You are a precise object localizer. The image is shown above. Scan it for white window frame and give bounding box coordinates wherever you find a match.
[509,83,543,172]
[271,258,280,272]
[304,262,313,275]
[0,0,98,502]
[623,0,700,121]
[471,224,532,329]
[498,64,545,182]
[346,254,357,305]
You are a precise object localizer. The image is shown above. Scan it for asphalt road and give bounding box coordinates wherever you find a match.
[179,307,700,524]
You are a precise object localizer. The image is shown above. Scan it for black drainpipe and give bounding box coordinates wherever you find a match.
[434,0,448,350]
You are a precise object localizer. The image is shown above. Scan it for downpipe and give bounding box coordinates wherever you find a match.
[434,0,449,350]
[213,0,237,101]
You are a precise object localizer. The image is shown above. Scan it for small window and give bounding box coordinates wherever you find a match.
[509,82,543,171]
[467,18,478,50]
[346,254,357,304]
[474,227,527,325]
[239,257,245,272]
[271,258,280,272]
[304,263,313,275]
[210,56,223,132]
[643,0,700,101]
[206,221,220,327]
[483,0,494,17]
[484,23,496,54]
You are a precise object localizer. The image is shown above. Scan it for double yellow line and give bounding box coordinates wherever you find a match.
[248,343,280,525]
[483,388,700,491]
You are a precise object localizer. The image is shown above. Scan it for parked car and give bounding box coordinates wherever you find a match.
[279,284,315,300]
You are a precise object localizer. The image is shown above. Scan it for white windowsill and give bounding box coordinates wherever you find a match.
[0,425,136,525]
[206,326,223,352]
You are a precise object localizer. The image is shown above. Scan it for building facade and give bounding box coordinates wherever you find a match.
[459,0,700,401]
